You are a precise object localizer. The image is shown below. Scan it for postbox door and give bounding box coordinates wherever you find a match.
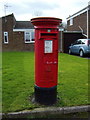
[43,38,58,88]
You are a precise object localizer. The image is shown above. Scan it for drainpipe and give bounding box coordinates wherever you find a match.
[78,26,87,38]
[59,28,64,52]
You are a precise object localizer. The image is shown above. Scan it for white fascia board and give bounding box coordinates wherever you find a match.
[25,41,35,44]
[13,29,35,32]
[64,31,82,33]
[67,7,88,21]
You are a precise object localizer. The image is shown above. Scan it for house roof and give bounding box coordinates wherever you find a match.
[67,6,88,20]
[1,13,14,18]
[1,13,34,29]
[67,1,90,20]
[1,13,16,23]
[14,21,34,29]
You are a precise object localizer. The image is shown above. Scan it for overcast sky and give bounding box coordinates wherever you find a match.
[0,0,89,22]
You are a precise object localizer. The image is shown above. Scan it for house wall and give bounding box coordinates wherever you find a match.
[2,14,35,52]
[67,12,87,35]
[2,14,14,51]
[13,32,34,51]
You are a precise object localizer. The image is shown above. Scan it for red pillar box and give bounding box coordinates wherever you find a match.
[31,17,62,105]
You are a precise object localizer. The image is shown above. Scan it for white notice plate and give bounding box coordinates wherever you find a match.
[44,40,53,53]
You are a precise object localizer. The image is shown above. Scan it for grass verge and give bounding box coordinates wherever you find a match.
[2,52,89,113]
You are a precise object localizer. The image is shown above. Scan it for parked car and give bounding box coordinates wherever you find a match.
[69,39,90,57]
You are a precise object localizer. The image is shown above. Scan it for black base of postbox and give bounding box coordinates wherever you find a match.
[34,86,57,105]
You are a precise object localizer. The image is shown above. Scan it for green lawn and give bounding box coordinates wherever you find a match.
[2,52,89,113]
[0,52,2,113]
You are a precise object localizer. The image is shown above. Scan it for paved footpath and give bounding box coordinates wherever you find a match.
[1,105,90,119]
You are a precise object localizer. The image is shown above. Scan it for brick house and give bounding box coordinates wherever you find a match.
[0,13,63,52]
[67,2,90,38]
[1,13,35,51]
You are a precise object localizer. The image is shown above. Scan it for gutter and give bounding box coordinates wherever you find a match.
[67,6,88,20]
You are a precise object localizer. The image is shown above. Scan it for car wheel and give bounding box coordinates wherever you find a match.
[69,49,72,55]
[79,50,84,57]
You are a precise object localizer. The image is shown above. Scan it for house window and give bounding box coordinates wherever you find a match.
[25,31,35,43]
[70,18,73,26]
[4,32,8,44]
[25,32,31,43]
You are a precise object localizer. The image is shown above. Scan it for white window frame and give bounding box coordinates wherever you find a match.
[25,32,31,43]
[25,31,35,43]
[31,31,35,43]
[70,18,73,26]
[4,32,8,44]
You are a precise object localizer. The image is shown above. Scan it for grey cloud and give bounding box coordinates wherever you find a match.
[27,1,59,10]
[8,0,59,15]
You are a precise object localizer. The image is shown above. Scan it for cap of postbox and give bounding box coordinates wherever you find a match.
[31,17,62,28]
